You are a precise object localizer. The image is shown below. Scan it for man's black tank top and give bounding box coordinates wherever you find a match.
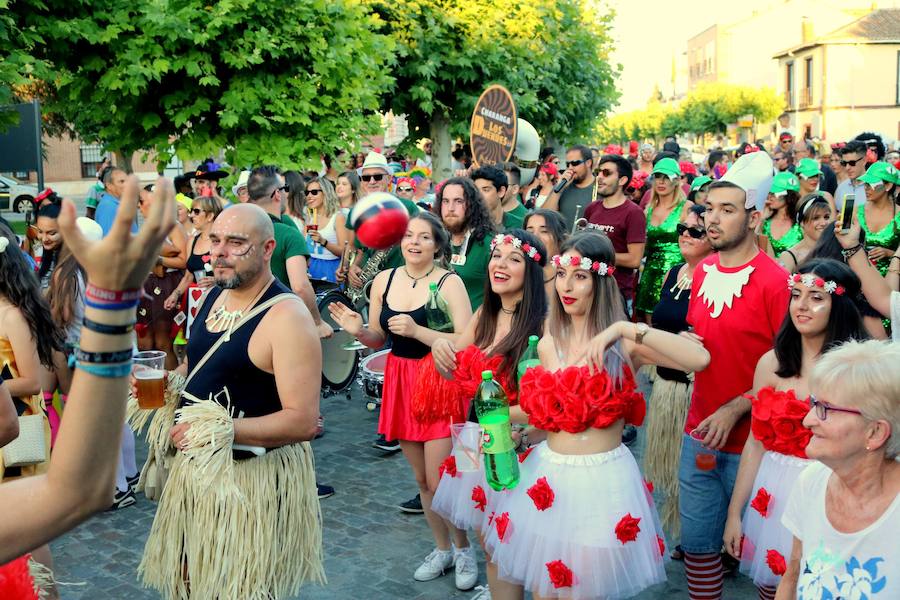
[379,268,451,359]
[181,279,291,418]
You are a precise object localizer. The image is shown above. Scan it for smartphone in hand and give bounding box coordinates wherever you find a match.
[840,194,855,233]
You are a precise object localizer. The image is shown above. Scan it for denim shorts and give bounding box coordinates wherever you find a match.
[678,433,741,554]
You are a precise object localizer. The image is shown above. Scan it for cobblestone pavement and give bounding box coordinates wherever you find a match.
[50,373,757,599]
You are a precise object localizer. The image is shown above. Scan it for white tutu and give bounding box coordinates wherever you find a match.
[432,461,511,533]
[483,442,667,599]
[740,450,810,588]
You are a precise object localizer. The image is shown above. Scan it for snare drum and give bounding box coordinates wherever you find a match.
[314,280,359,393]
[359,349,389,411]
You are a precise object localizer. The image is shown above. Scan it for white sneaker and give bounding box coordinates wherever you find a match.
[413,548,454,581]
[470,584,491,599]
[454,545,478,590]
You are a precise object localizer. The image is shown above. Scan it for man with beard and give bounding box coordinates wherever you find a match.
[543,144,596,230]
[680,152,789,600]
[433,177,497,310]
[583,154,646,312]
[140,203,325,600]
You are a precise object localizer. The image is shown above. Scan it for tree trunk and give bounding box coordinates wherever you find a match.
[430,113,452,182]
[114,150,134,174]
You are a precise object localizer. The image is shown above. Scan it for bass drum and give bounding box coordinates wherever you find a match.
[314,280,359,394]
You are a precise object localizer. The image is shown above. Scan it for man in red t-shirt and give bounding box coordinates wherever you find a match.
[584,154,647,313]
[680,152,789,600]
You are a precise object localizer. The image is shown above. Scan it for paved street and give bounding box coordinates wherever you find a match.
[50,374,757,599]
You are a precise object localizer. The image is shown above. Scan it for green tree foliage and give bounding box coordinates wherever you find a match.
[367,0,618,178]
[22,0,393,170]
[0,1,51,130]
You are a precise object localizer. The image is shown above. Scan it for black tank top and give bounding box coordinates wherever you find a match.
[650,265,691,384]
[379,269,451,359]
[185,234,210,275]
[181,279,291,417]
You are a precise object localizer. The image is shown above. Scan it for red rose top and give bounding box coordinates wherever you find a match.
[452,345,519,406]
[519,365,645,434]
[749,386,813,458]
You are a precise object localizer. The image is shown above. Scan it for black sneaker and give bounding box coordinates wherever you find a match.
[317,483,335,499]
[106,487,136,511]
[126,473,140,489]
[622,425,638,447]
[373,434,401,453]
[399,493,424,514]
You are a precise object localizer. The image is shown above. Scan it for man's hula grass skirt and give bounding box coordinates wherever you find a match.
[138,395,325,600]
[642,370,692,539]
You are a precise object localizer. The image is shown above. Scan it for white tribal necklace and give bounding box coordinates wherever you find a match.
[669,266,693,301]
[205,277,273,341]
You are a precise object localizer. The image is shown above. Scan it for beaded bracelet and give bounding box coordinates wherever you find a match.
[74,348,134,364]
[75,361,133,379]
[83,318,135,335]
[840,244,863,261]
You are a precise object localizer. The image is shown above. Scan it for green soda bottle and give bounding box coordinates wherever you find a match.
[474,371,520,491]
[425,282,454,333]
[517,335,541,383]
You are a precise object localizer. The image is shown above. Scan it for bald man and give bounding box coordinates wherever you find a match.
[140,202,325,598]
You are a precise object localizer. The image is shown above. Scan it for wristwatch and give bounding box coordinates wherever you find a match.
[634,322,649,344]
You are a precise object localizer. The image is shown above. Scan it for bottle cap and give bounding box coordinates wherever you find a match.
[528,335,539,344]
[429,282,438,290]
[481,370,493,381]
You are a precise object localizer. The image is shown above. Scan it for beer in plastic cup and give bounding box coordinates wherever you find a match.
[133,351,167,409]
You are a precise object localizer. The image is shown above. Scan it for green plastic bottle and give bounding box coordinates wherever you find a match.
[425,282,454,333]
[517,335,541,383]
[474,371,520,491]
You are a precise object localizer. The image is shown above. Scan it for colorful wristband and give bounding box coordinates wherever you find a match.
[82,318,135,335]
[85,285,142,304]
[75,361,133,378]
[85,297,140,310]
[74,348,134,364]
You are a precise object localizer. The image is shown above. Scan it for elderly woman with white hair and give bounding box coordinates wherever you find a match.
[776,339,900,599]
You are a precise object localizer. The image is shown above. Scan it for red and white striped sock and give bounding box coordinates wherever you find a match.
[757,584,777,600]
[684,552,724,600]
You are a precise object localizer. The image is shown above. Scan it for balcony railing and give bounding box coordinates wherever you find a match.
[784,90,793,109]
[799,88,812,109]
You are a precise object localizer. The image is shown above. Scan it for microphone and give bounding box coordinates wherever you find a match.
[552,177,569,194]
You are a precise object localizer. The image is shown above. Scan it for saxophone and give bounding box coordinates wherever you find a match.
[346,248,390,306]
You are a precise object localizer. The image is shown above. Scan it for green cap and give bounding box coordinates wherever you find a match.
[690,175,712,192]
[481,370,493,381]
[528,335,539,344]
[795,158,823,179]
[770,171,800,195]
[651,157,682,179]
[858,161,900,185]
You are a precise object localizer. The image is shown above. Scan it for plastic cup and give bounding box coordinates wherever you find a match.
[133,351,167,409]
[690,428,716,471]
[450,422,482,472]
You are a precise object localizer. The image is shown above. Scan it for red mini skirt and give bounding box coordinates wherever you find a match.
[379,353,451,442]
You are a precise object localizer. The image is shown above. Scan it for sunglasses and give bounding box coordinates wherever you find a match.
[652,173,674,181]
[190,208,204,215]
[397,187,414,193]
[270,184,289,199]
[809,395,863,421]
[840,158,862,167]
[566,159,588,167]
[361,173,386,182]
[676,223,706,239]
[306,189,322,196]
[598,168,617,178]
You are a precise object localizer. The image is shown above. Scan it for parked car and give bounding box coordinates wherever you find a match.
[0,174,39,214]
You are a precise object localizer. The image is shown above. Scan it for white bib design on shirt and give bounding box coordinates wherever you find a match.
[697,263,755,318]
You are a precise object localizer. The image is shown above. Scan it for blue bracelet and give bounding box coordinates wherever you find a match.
[84,298,140,311]
[76,361,133,378]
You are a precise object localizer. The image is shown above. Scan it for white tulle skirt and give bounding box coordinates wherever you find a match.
[740,450,810,588]
[483,442,667,599]
[432,461,510,533]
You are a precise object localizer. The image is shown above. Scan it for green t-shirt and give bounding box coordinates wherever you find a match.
[451,234,491,310]
[502,202,527,230]
[268,213,310,287]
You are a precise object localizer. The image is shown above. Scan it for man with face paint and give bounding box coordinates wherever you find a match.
[140,202,325,599]
[680,152,790,600]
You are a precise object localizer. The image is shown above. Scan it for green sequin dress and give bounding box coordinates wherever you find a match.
[762,219,803,256]
[636,199,686,314]
[858,204,900,276]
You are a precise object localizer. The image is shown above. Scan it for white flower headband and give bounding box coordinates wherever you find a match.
[551,254,616,276]
[490,233,542,262]
[788,273,845,296]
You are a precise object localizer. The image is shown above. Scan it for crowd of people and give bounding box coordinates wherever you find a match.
[0,127,898,600]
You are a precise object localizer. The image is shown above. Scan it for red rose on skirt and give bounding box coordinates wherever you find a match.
[657,535,665,557]
[766,549,786,575]
[438,455,458,479]
[517,446,534,463]
[526,477,555,511]
[644,479,654,494]
[495,512,511,542]
[471,485,487,512]
[545,560,574,589]
[615,513,642,544]
[750,487,772,518]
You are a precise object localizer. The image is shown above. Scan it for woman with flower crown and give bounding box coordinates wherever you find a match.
[723,258,867,600]
[481,230,710,600]
[430,228,548,597]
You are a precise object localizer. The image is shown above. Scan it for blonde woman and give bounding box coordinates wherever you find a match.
[305,176,351,282]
